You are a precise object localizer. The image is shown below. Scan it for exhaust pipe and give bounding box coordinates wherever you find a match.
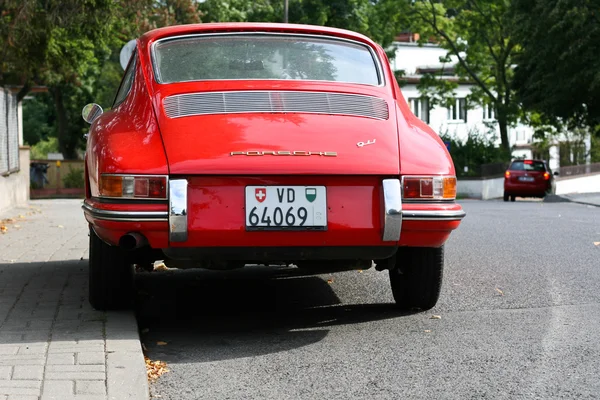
[119,232,148,251]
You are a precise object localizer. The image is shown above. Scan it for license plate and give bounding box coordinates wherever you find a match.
[518,176,535,182]
[245,186,327,230]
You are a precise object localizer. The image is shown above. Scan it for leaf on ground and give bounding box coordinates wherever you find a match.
[1,225,7,233]
[18,214,25,219]
[145,356,169,382]
[13,224,20,229]
[358,270,363,273]
[594,242,600,246]
[424,330,432,333]
[157,341,168,346]
[430,315,441,319]
[57,225,64,228]
[327,279,334,284]
[153,261,169,271]
[495,288,504,296]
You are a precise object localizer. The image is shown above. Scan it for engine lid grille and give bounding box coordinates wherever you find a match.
[163,91,389,120]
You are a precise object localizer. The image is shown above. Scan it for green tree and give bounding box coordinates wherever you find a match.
[1,0,121,158]
[512,0,600,131]
[409,0,518,153]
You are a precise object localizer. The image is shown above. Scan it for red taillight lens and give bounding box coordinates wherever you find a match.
[543,172,550,180]
[524,160,533,164]
[402,176,456,200]
[99,175,167,199]
[505,171,511,178]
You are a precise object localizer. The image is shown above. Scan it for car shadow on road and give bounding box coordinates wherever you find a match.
[134,265,414,363]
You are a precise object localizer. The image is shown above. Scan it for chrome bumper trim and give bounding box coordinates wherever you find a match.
[402,209,467,221]
[169,179,188,242]
[382,179,402,241]
[82,202,168,222]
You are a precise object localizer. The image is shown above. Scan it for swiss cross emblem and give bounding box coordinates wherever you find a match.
[255,188,267,203]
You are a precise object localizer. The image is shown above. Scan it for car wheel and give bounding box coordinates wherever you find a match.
[388,246,443,310]
[89,227,133,310]
[503,192,509,202]
[510,195,516,202]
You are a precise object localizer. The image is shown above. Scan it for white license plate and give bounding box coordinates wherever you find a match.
[245,186,327,230]
[518,176,535,182]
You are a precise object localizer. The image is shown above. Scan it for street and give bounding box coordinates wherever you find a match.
[138,200,600,399]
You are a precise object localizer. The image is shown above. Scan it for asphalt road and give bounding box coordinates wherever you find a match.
[136,200,600,400]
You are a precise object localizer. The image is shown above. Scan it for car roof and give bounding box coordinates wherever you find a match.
[138,22,379,49]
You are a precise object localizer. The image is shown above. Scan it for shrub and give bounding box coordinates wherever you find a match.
[440,128,511,177]
[63,167,85,189]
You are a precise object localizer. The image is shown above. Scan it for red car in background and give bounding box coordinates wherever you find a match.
[504,159,556,201]
[81,23,465,312]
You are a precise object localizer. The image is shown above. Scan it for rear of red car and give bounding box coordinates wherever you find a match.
[82,23,465,312]
[503,159,553,201]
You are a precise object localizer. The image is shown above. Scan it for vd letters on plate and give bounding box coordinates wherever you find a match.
[245,186,327,229]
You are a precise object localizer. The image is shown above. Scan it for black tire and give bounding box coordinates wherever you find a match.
[89,227,133,310]
[510,195,516,202]
[389,246,444,310]
[503,192,509,202]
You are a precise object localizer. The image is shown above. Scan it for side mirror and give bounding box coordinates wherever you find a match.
[553,171,560,176]
[82,103,103,124]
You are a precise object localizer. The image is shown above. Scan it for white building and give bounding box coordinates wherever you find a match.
[390,37,591,171]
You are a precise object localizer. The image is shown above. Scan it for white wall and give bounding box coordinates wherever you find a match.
[457,177,504,200]
[0,147,30,213]
[391,43,450,75]
[555,174,600,195]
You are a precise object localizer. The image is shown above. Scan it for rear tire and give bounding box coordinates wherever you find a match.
[389,246,444,310]
[89,227,133,310]
[503,192,509,202]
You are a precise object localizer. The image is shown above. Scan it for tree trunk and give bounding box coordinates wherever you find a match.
[52,85,76,159]
[496,106,511,155]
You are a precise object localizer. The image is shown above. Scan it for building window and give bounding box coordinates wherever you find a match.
[408,97,430,124]
[483,104,495,120]
[447,98,467,122]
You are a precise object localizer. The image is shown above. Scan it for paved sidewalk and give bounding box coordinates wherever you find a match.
[0,200,148,400]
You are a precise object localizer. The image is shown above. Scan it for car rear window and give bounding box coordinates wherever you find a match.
[509,160,546,172]
[153,34,381,85]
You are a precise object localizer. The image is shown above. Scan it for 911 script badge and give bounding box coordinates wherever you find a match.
[255,188,267,203]
[230,151,337,156]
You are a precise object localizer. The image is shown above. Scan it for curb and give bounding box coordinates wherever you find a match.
[106,312,150,400]
[544,194,600,207]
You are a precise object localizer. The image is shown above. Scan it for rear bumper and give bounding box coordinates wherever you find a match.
[82,176,465,252]
[504,180,550,194]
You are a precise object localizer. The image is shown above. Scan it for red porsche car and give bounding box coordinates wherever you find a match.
[81,23,465,311]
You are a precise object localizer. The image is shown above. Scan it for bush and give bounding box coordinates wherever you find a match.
[440,128,511,177]
[63,167,85,189]
[30,137,59,160]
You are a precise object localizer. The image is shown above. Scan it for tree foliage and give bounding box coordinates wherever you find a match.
[512,0,600,131]
[409,0,518,153]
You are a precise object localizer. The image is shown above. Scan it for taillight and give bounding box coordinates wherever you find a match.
[402,176,457,200]
[543,172,550,180]
[99,175,167,199]
[505,171,511,178]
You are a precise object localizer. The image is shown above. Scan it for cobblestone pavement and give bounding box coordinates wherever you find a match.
[0,200,148,400]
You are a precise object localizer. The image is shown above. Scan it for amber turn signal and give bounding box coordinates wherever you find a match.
[99,175,167,199]
[402,176,457,200]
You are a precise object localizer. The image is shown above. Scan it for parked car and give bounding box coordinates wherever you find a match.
[81,23,465,311]
[503,159,556,201]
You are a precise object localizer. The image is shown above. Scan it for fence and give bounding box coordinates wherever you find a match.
[30,159,85,199]
[558,162,600,178]
[0,87,19,175]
